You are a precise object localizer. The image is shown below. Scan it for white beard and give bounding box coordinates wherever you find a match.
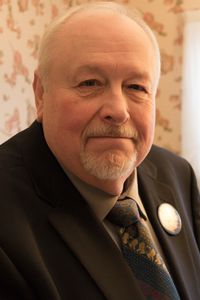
[80,149,137,180]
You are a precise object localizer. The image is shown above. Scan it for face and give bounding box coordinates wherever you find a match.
[34,11,157,193]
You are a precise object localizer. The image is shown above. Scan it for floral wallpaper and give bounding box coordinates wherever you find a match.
[0,0,199,154]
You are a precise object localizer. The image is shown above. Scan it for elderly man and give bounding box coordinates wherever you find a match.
[0,2,199,300]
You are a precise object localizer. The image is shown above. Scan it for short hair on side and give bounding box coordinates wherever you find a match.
[37,1,160,91]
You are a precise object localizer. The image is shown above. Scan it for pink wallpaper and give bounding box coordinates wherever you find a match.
[0,0,199,153]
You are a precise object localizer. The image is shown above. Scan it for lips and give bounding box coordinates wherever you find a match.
[86,136,135,150]
[87,134,138,144]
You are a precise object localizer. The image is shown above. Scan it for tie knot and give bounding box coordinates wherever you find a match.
[107,198,141,227]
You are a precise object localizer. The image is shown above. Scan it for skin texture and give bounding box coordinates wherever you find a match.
[33,11,157,195]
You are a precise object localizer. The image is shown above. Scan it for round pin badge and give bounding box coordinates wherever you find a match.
[158,203,182,235]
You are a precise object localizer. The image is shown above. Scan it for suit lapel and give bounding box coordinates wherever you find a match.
[138,157,199,300]
[48,204,145,300]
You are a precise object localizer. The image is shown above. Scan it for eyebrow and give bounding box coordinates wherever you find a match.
[74,64,152,83]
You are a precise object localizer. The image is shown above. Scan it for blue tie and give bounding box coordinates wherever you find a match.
[108,198,180,300]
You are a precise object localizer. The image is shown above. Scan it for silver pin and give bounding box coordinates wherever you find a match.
[158,203,182,235]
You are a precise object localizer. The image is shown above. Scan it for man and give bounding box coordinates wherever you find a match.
[0,2,199,300]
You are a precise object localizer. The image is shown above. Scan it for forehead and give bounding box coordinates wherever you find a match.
[57,10,154,52]
[50,11,156,81]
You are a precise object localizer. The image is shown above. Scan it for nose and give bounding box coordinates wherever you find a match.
[99,89,130,126]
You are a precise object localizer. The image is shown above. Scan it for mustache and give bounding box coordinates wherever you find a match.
[83,125,138,140]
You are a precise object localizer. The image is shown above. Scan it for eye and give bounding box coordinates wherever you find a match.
[125,83,151,102]
[127,84,147,93]
[75,79,103,96]
[78,79,101,87]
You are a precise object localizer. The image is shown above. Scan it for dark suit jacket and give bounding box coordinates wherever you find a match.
[0,121,199,300]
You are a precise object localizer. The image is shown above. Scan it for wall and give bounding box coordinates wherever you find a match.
[0,0,199,153]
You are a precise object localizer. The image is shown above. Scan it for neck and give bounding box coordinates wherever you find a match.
[80,174,130,196]
[59,161,133,196]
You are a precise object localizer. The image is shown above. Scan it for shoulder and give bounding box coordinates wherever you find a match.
[0,133,23,169]
[141,145,195,185]
[0,121,41,169]
[147,144,190,170]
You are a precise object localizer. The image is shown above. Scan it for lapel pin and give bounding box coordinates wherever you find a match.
[158,203,182,235]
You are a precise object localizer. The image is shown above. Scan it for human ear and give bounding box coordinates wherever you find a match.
[33,70,45,122]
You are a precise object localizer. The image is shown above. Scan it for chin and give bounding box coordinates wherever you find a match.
[80,150,137,180]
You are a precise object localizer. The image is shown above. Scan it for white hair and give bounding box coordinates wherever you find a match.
[37,1,161,90]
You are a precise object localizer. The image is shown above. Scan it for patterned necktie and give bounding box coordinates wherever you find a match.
[107,198,180,300]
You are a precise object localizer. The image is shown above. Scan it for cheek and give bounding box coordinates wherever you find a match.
[58,103,93,136]
[132,104,155,140]
[42,99,83,164]
[131,106,155,166]
[130,105,155,166]
[43,92,98,146]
